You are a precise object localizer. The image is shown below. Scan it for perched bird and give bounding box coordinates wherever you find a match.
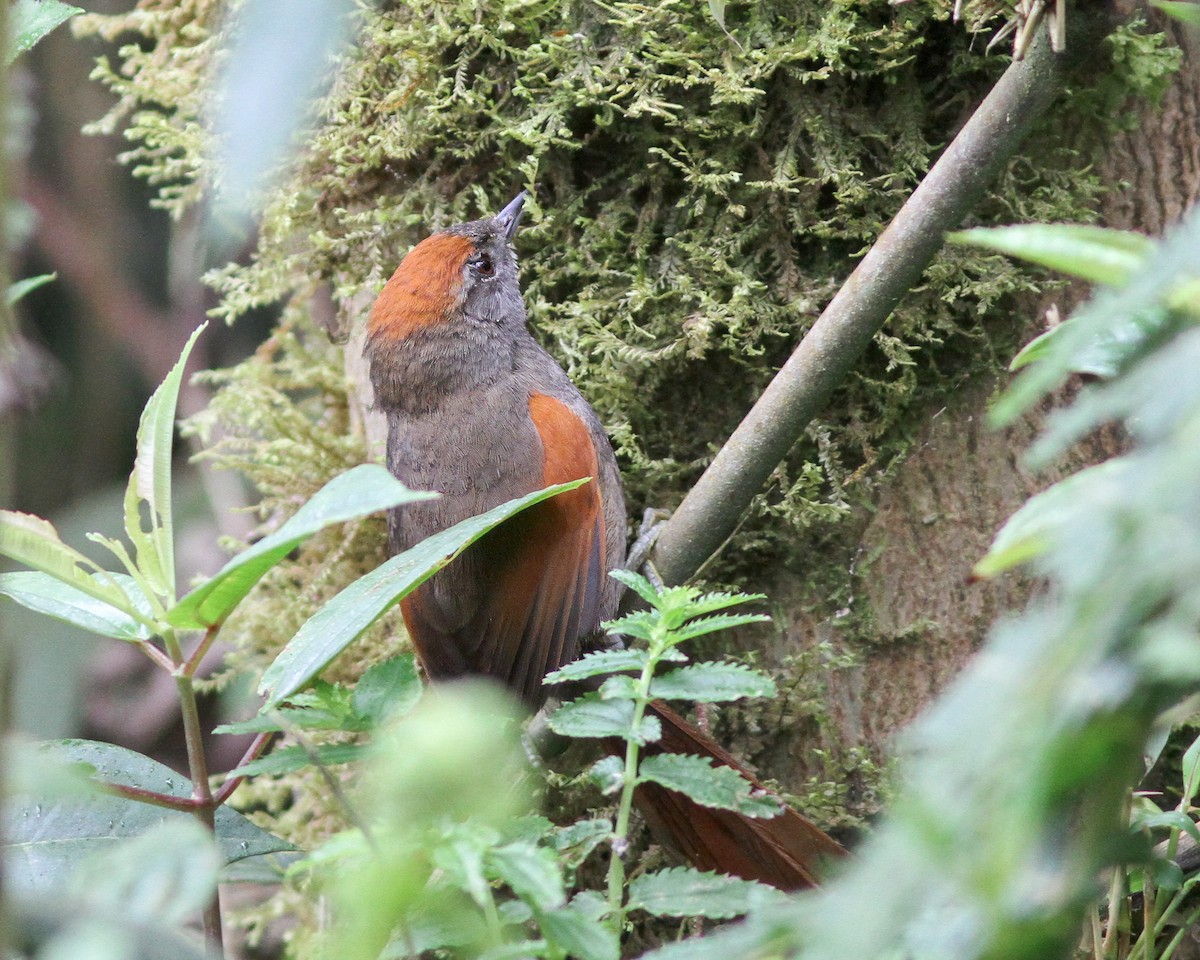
[365,192,845,888]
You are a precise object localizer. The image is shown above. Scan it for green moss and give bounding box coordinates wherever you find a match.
[74,0,1182,941]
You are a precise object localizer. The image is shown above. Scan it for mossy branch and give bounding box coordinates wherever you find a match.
[650,14,1117,588]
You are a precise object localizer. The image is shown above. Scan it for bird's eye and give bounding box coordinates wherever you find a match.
[470,253,495,277]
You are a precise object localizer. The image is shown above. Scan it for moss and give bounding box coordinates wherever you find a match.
[74,0,1182,944]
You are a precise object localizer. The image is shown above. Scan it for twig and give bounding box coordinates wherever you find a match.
[648,14,1114,589]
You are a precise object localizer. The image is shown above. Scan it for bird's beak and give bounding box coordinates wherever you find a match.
[497,191,527,241]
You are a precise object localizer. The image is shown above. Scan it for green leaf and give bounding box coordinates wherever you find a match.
[707,0,727,30]
[227,742,365,778]
[169,463,434,629]
[550,819,613,868]
[598,674,638,699]
[1151,0,1200,25]
[608,568,661,606]
[0,511,133,612]
[6,273,56,306]
[1008,305,1170,377]
[650,662,776,702]
[948,224,1154,287]
[487,841,566,910]
[215,683,357,735]
[548,695,661,744]
[257,479,588,706]
[68,819,219,926]
[543,648,651,683]
[627,866,787,919]
[638,754,782,817]
[537,902,619,960]
[1182,732,1200,807]
[125,324,208,601]
[351,654,422,726]
[3,740,293,892]
[586,756,625,795]
[673,612,772,643]
[973,459,1132,579]
[0,571,152,640]
[1131,810,1200,844]
[8,0,82,62]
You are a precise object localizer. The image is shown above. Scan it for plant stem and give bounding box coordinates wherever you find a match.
[165,627,224,956]
[607,648,659,926]
[183,623,221,677]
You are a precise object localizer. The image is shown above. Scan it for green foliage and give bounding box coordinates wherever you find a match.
[8,0,81,63]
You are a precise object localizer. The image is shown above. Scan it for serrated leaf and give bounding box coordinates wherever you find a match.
[682,590,768,619]
[608,568,661,605]
[551,819,612,868]
[0,571,152,640]
[227,742,365,778]
[598,675,639,699]
[638,754,782,817]
[8,0,82,62]
[673,612,772,643]
[537,902,619,960]
[488,841,565,910]
[170,463,434,629]
[650,663,776,702]
[627,866,788,919]
[586,756,625,795]
[973,459,1132,579]
[4,740,293,892]
[548,695,661,744]
[125,324,206,600]
[0,511,133,612]
[351,655,422,726]
[543,648,650,684]
[1151,0,1200,25]
[949,224,1153,287]
[258,480,588,706]
[6,273,56,306]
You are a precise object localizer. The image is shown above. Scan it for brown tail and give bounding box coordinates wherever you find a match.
[627,702,848,890]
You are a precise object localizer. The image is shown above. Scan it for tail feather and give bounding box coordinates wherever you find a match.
[629,702,847,890]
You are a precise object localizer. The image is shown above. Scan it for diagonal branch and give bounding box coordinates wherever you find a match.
[648,16,1116,588]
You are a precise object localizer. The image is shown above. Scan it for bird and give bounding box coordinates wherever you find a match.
[364,191,846,889]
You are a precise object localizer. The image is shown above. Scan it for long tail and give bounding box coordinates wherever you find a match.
[628,702,847,890]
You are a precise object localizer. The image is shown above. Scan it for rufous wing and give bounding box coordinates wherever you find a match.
[401,392,607,707]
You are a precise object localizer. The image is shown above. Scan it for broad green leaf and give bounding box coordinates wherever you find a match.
[351,654,422,726]
[973,459,1132,579]
[227,742,365,778]
[627,867,787,919]
[0,571,152,640]
[650,662,777,702]
[1183,732,1200,807]
[543,648,651,683]
[990,212,1199,426]
[1130,810,1200,844]
[548,695,661,744]
[949,224,1153,287]
[126,324,208,600]
[6,273,56,306]
[638,753,782,817]
[598,675,638,699]
[537,902,619,960]
[257,479,587,706]
[487,841,565,910]
[68,819,219,926]
[1008,305,1170,377]
[169,463,434,629]
[1152,0,1200,24]
[0,511,132,611]
[586,756,625,795]
[8,0,82,62]
[3,740,293,891]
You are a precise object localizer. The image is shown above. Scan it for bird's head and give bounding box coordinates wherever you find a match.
[367,191,528,347]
